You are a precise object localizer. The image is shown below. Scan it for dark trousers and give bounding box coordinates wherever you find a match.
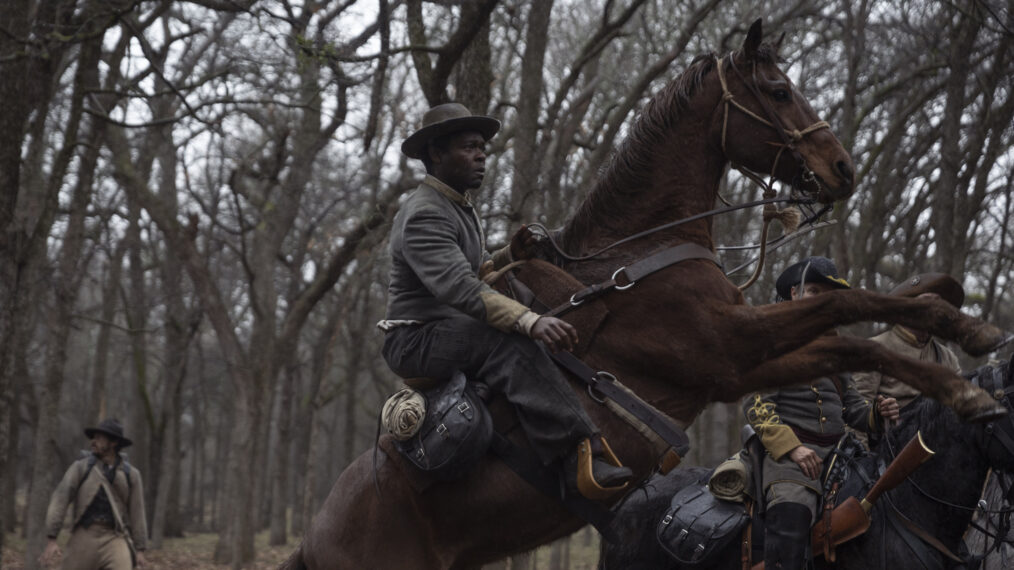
[382,316,596,464]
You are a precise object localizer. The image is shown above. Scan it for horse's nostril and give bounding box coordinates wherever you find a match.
[836,160,854,184]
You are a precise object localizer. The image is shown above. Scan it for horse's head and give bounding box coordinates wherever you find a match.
[713,19,854,203]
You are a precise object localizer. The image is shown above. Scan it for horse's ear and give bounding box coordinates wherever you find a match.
[743,18,763,60]
[774,32,786,56]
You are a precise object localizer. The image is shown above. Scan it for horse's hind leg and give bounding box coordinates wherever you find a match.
[303,452,449,569]
[733,335,1006,421]
[746,290,1010,357]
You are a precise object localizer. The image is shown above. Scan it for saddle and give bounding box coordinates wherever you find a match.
[378,258,691,541]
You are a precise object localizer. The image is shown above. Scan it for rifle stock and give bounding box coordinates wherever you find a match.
[755,432,935,570]
[859,430,934,513]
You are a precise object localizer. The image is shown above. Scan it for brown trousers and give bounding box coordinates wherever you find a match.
[62,524,132,570]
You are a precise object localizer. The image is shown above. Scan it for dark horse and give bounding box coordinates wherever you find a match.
[600,356,1014,569]
[283,20,1008,569]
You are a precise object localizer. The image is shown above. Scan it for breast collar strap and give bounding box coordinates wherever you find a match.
[545,242,720,319]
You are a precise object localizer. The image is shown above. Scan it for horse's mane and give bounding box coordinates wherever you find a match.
[560,43,781,255]
[893,395,954,442]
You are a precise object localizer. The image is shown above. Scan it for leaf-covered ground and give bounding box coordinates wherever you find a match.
[2,530,294,569]
[4,527,602,568]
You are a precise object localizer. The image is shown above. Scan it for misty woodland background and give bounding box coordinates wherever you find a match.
[1,0,1012,568]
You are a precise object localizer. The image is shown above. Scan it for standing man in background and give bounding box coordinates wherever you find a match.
[40,418,147,569]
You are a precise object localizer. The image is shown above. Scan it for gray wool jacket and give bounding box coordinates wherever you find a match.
[743,374,881,461]
[384,175,535,332]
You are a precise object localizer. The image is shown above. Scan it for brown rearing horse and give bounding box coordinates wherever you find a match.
[284,20,1008,570]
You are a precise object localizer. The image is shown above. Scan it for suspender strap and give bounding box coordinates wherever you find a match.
[488,433,619,543]
[96,473,139,565]
[548,350,691,458]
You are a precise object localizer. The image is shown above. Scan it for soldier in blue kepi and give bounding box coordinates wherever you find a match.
[378,102,631,497]
[746,256,900,570]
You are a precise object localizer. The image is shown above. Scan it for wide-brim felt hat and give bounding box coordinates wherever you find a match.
[84,418,132,448]
[401,102,500,159]
[775,256,851,301]
[889,273,964,308]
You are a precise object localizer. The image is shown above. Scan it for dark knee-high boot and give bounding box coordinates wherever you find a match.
[764,502,812,570]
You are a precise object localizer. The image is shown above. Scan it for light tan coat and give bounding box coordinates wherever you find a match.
[45,455,147,551]
[853,326,960,409]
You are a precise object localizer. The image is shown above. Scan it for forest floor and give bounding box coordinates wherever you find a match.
[2,530,294,569]
[3,528,601,569]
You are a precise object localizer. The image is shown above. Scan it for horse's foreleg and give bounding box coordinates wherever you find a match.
[747,290,1010,357]
[733,335,1006,422]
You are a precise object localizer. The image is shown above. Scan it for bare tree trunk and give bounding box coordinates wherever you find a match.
[931,6,978,275]
[302,404,327,534]
[0,0,65,547]
[300,297,344,531]
[90,242,127,421]
[269,364,297,545]
[510,0,555,233]
[214,382,260,567]
[150,412,178,548]
[453,0,493,114]
[212,398,234,532]
[23,35,106,566]
[290,380,311,536]
[982,175,1014,322]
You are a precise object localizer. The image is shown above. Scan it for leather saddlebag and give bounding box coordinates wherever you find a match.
[657,484,749,566]
[394,370,493,481]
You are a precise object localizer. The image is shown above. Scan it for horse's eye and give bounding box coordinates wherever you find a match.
[773,89,791,102]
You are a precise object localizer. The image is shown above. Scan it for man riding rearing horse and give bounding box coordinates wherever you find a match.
[378,102,632,498]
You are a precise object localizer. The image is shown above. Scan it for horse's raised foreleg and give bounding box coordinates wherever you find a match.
[746,290,1010,357]
[732,335,1005,421]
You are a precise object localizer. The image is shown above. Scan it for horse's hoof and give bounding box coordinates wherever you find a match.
[965,406,1009,424]
[960,325,1013,357]
[952,386,1008,423]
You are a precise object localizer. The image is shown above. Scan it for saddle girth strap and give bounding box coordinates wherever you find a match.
[547,242,720,319]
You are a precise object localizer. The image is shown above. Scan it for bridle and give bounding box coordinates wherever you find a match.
[714,54,831,195]
[529,51,836,275]
[713,53,833,290]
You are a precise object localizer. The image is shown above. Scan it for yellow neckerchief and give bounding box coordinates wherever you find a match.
[892,325,929,348]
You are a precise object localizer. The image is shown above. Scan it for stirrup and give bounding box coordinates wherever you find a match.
[576,436,629,500]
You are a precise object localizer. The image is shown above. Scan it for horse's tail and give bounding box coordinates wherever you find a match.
[278,543,307,570]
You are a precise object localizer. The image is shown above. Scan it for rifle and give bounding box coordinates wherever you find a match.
[751,431,934,569]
